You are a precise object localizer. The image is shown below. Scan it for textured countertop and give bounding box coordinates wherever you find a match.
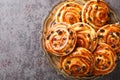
[0,0,119,80]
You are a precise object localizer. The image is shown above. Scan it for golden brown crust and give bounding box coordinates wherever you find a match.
[60,47,94,77]
[82,0,110,31]
[93,43,117,76]
[44,22,77,56]
[56,2,82,25]
[97,24,120,54]
[72,22,98,52]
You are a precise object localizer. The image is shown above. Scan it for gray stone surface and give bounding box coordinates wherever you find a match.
[0,0,119,80]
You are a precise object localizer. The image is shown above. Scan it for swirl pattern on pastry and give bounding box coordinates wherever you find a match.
[97,24,120,54]
[93,43,117,76]
[72,22,98,52]
[82,0,110,31]
[56,2,82,25]
[44,22,77,56]
[60,47,94,77]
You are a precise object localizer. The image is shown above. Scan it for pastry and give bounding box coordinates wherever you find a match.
[56,2,82,25]
[60,47,94,77]
[44,22,77,56]
[97,24,120,55]
[93,43,117,76]
[72,22,98,52]
[82,0,110,31]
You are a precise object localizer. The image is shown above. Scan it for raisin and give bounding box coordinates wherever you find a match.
[66,61,71,64]
[65,65,69,70]
[97,0,100,3]
[116,32,120,37]
[108,12,111,17]
[71,37,74,40]
[93,37,97,41]
[82,66,85,70]
[98,35,103,38]
[100,29,105,32]
[89,42,91,44]
[69,71,73,76]
[79,11,82,15]
[80,24,83,27]
[58,13,61,16]
[66,4,70,7]
[64,50,69,53]
[102,66,108,70]
[111,45,116,48]
[110,32,115,37]
[75,67,81,72]
[70,31,73,35]
[87,34,90,37]
[88,17,92,22]
[51,31,54,34]
[46,34,51,40]
[96,58,101,64]
[108,61,111,64]
[57,30,62,35]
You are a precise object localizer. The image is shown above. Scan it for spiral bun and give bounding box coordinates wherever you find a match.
[44,22,77,56]
[82,0,110,31]
[56,2,82,25]
[97,24,120,54]
[72,22,98,52]
[60,47,95,77]
[93,43,117,76]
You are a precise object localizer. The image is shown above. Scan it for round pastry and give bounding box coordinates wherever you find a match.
[72,22,98,52]
[44,22,77,56]
[56,2,82,25]
[60,47,95,77]
[82,0,110,31]
[93,43,117,76]
[97,24,120,55]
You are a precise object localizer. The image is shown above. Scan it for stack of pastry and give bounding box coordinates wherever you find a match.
[43,0,120,79]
